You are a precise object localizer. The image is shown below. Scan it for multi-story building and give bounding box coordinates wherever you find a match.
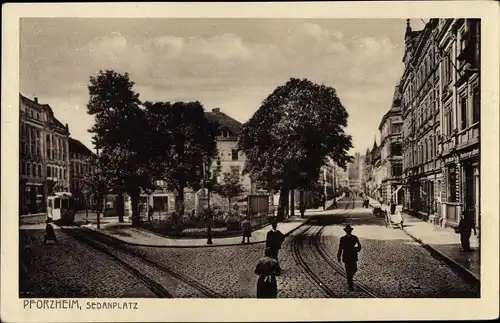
[377,86,404,205]
[400,19,442,220]
[368,140,383,201]
[69,138,97,210]
[19,94,70,214]
[399,19,480,233]
[436,19,480,230]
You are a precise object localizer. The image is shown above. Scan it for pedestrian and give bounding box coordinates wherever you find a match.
[266,220,285,267]
[299,203,306,218]
[255,247,280,298]
[390,199,396,215]
[148,205,154,222]
[337,224,362,291]
[333,198,337,209]
[43,218,58,245]
[241,216,252,244]
[457,211,476,252]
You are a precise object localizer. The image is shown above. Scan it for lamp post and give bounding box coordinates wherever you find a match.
[202,156,213,245]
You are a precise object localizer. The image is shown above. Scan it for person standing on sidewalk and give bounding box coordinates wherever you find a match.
[241,216,252,244]
[337,224,361,291]
[457,211,476,252]
[299,203,306,218]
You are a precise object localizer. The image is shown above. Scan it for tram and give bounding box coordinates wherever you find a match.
[46,192,76,225]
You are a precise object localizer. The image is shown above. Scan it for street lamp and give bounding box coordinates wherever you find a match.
[202,156,213,245]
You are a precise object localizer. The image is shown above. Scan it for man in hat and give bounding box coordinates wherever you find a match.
[337,224,362,291]
[266,220,285,263]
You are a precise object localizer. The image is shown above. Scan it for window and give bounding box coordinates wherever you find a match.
[392,164,403,177]
[38,165,42,177]
[153,196,168,211]
[231,149,239,161]
[46,134,50,158]
[21,162,26,175]
[460,96,468,130]
[391,124,401,134]
[27,163,31,176]
[46,166,51,178]
[447,51,453,83]
[230,166,240,181]
[448,166,457,202]
[390,142,402,156]
[54,198,61,209]
[472,87,480,124]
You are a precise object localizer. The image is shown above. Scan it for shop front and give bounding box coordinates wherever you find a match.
[458,145,480,235]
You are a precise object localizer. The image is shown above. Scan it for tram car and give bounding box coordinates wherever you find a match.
[46,192,76,225]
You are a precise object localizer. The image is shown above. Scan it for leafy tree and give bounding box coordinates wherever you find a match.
[87,70,156,225]
[212,172,245,212]
[143,101,219,216]
[238,78,353,221]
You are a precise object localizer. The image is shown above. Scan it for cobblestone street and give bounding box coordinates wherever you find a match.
[19,198,479,298]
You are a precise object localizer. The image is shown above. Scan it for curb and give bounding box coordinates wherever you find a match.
[366,199,480,283]
[79,220,309,249]
[402,227,480,284]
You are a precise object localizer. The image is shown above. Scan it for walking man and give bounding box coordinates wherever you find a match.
[43,218,58,245]
[266,220,285,270]
[337,224,362,291]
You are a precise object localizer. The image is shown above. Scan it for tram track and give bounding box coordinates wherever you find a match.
[60,226,223,298]
[61,227,173,298]
[291,196,379,298]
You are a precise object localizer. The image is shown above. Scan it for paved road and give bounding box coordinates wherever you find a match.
[19,196,479,298]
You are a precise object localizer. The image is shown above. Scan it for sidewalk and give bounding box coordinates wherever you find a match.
[81,216,307,248]
[367,197,480,281]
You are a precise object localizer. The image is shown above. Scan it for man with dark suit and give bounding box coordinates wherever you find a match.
[265,220,285,261]
[337,224,361,291]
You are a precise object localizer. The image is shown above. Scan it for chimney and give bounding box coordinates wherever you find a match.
[212,108,220,113]
[34,97,38,103]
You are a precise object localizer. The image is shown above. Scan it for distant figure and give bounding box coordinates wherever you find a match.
[390,199,396,215]
[299,203,306,218]
[457,212,476,252]
[148,205,154,222]
[255,248,280,298]
[266,220,285,266]
[43,218,58,245]
[337,224,362,291]
[241,216,252,244]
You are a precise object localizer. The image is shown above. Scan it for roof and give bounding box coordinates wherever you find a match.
[69,137,96,157]
[20,93,69,133]
[378,85,402,131]
[205,110,242,136]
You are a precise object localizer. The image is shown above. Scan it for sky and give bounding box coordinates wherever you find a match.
[20,18,426,155]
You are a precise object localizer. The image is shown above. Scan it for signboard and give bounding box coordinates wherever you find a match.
[443,155,458,165]
[459,147,479,160]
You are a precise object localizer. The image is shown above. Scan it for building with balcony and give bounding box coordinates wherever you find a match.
[377,85,404,205]
[398,19,480,232]
[400,19,442,220]
[19,94,70,215]
[436,19,480,230]
[69,138,97,210]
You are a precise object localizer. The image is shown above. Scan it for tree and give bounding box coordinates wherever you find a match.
[87,70,156,225]
[143,101,219,216]
[238,78,353,221]
[213,172,245,212]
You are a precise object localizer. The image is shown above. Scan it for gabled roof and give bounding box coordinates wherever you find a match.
[19,93,69,133]
[205,109,242,136]
[69,137,96,157]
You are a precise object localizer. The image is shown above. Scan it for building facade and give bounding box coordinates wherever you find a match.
[19,94,70,215]
[69,138,97,210]
[399,19,480,232]
[132,108,254,216]
[377,86,404,205]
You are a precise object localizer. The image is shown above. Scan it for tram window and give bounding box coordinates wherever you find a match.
[62,199,69,209]
[54,199,61,209]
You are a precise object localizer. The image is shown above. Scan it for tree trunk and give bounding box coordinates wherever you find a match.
[290,188,295,218]
[117,191,125,223]
[130,191,140,227]
[277,187,288,222]
[175,187,185,216]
